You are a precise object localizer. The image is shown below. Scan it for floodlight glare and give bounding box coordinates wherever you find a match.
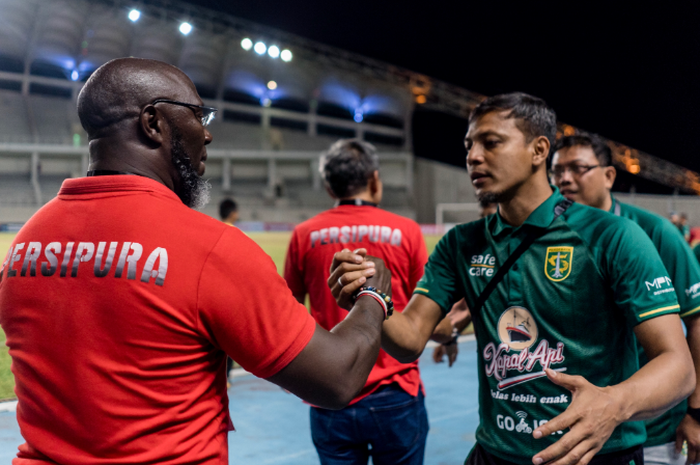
[241,38,253,51]
[179,22,192,35]
[354,110,363,123]
[128,9,141,22]
[254,41,267,55]
[280,49,292,62]
[268,45,280,58]
[261,97,272,107]
[70,70,79,81]
[267,81,277,90]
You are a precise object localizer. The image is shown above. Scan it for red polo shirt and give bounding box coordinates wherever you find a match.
[284,204,428,403]
[0,175,316,464]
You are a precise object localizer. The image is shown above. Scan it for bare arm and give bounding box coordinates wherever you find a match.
[532,314,695,465]
[675,315,700,464]
[267,250,391,410]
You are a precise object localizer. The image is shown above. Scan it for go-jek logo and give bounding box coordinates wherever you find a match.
[483,306,567,390]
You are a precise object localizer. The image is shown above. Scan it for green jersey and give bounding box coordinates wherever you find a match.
[610,196,700,447]
[415,189,679,464]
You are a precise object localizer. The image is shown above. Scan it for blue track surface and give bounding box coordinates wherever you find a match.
[0,339,479,464]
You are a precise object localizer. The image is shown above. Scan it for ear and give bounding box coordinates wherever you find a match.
[324,185,338,199]
[531,135,550,168]
[604,165,617,189]
[139,105,166,145]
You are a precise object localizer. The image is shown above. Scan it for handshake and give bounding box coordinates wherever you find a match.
[327,248,393,312]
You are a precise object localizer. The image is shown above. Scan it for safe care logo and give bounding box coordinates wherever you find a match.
[545,247,573,282]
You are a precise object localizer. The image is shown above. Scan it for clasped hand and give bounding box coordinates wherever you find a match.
[327,248,392,310]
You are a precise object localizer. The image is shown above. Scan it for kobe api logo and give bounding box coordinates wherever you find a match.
[545,247,573,282]
[483,306,567,390]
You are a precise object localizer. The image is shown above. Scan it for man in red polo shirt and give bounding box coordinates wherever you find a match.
[0,58,392,465]
[285,139,434,464]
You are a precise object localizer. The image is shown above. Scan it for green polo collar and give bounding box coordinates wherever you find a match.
[489,186,564,237]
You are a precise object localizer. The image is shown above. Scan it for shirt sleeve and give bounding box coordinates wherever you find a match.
[649,219,700,318]
[283,228,307,302]
[604,218,680,325]
[413,227,463,315]
[197,228,316,379]
[408,223,429,292]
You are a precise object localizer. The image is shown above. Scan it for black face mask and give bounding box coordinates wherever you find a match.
[170,126,210,209]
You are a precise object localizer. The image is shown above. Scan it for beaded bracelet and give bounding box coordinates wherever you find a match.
[354,286,394,320]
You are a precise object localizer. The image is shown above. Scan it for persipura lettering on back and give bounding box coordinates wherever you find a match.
[310,225,403,248]
[0,241,168,286]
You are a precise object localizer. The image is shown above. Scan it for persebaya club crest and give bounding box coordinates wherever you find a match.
[545,247,573,282]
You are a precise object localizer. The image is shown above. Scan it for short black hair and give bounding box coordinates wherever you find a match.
[219,198,238,219]
[320,139,379,198]
[554,133,612,167]
[469,92,557,150]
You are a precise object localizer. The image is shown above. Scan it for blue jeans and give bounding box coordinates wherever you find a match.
[310,384,429,465]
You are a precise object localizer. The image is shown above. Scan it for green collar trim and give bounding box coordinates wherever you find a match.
[490,186,564,237]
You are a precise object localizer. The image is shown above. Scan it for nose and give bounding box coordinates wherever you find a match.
[557,168,573,185]
[204,127,213,145]
[466,144,484,168]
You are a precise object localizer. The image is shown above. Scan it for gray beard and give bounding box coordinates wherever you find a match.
[171,128,211,210]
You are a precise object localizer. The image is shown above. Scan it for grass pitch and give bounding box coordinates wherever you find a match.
[0,231,443,400]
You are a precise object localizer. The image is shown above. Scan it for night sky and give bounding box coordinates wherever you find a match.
[183,1,700,174]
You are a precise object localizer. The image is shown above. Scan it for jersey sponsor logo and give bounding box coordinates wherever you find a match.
[686,282,700,299]
[309,225,402,248]
[470,253,496,277]
[645,276,674,296]
[495,412,563,435]
[545,247,573,282]
[483,306,567,390]
[490,390,569,405]
[0,241,168,286]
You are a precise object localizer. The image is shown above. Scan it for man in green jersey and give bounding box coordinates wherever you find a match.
[327,92,695,465]
[551,133,700,465]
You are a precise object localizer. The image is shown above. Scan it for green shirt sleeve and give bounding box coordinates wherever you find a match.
[648,219,700,318]
[413,227,463,315]
[603,218,680,325]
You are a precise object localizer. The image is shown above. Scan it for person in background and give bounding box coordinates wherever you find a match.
[432,199,496,366]
[551,132,700,465]
[284,138,448,465]
[219,198,239,226]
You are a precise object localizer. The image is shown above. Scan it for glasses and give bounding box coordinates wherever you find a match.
[151,99,218,127]
[550,164,601,179]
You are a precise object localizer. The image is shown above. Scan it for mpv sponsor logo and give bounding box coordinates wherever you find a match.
[645,276,674,295]
[686,282,700,299]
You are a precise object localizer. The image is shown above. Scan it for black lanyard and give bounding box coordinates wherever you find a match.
[471,198,573,317]
[337,199,378,207]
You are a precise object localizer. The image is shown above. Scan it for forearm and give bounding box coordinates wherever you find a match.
[268,297,385,409]
[685,315,700,408]
[430,314,454,344]
[381,312,432,362]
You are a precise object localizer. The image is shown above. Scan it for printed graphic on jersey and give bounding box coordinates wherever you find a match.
[497,306,538,350]
[545,246,573,282]
[484,306,567,390]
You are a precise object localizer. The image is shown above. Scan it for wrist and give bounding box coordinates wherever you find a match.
[356,293,389,320]
[604,385,633,424]
[353,286,394,320]
[688,407,700,423]
[443,327,460,346]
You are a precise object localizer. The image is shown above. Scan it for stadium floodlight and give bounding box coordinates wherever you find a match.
[70,70,79,81]
[280,49,292,62]
[354,110,363,123]
[268,45,280,58]
[254,41,267,55]
[179,22,192,35]
[241,38,253,51]
[128,9,141,22]
[261,97,272,107]
[267,81,277,90]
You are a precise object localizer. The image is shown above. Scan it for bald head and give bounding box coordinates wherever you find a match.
[77,57,194,139]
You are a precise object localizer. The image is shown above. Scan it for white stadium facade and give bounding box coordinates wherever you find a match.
[0,0,698,227]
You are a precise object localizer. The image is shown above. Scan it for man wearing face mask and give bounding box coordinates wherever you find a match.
[551,133,700,465]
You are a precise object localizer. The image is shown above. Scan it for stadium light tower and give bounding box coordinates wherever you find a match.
[268,45,280,58]
[70,70,80,81]
[254,41,267,55]
[241,38,253,51]
[179,22,193,35]
[267,81,277,90]
[354,109,363,123]
[128,9,141,22]
[280,49,292,62]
